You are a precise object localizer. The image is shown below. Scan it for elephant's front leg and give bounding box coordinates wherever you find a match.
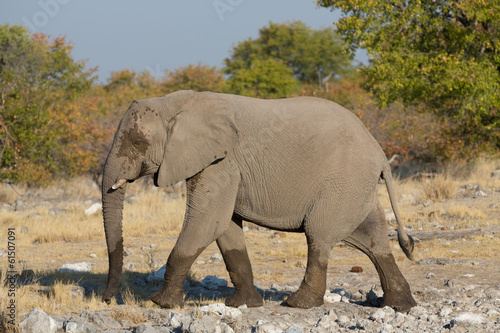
[216,217,263,308]
[150,167,240,308]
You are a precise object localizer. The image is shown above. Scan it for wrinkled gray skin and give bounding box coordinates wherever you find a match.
[102,90,417,311]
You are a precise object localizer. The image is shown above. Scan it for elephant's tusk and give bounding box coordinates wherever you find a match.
[111,178,127,190]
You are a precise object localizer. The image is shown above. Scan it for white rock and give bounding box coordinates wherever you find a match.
[324,292,342,303]
[255,321,282,333]
[385,213,396,222]
[210,253,223,262]
[438,307,453,317]
[63,320,86,333]
[19,307,57,333]
[84,202,102,216]
[370,308,387,322]
[200,303,242,322]
[487,310,499,318]
[200,275,228,290]
[380,323,394,333]
[451,313,485,327]
[60,262,91,273]
[167,311,186,328]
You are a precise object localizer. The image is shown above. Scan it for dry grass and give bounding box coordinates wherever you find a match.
[421,174,458,202]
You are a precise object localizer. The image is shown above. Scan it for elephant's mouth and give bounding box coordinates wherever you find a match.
[153,172,160,187]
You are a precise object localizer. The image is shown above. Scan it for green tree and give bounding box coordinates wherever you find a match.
[104,69,137,91]
[164,63,225,92]
[318,0,500,154]
[0,25,101,185]
[224,21,352,91]
[225,58,299,98]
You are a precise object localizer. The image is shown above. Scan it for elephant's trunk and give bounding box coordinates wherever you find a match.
[101,157,127,304]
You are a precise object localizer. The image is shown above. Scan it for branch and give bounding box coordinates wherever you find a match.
[389,228,482,241]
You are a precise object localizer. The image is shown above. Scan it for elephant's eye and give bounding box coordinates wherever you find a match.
[133,139,143,146]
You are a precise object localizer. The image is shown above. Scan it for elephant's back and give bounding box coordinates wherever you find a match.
[230,95,385,229]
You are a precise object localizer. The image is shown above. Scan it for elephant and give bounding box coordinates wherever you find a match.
[101,90,417,312]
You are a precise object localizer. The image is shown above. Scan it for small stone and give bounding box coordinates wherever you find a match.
[84,202,102,216]
[351,266,363,273]
[60,262,91,273]
[133,322,158,333]
[124,262,137,271]
[19,307,58,333]
[167,311,185,328]
[210,253,223,262]
[463,273,475,278]
[487,310,499,318]
[200,303,242,323]
[124,248,134,256]
[336,315,350,325]
[380,323,394,332]
[69,286,85,300]
[444,279,455,287]
[451,313,485,327]
[255,321,282,333]
[426,272,436,279]
[324,292,342,303]
[491,169,500,178]
[295,261,305,268]
[285,325,303,333]
[89,253,97,258]
[63,320,86,333]
[472,186,488,198]
[423,199,434,207]
[369,308,387,322]
[438,307,453,317]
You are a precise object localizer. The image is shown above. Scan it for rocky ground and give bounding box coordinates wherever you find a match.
[18,263,500,332]
[15,222,500,332]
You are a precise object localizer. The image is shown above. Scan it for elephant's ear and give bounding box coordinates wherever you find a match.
[156,93,239,187]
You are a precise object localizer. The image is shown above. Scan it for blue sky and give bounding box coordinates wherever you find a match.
[1,1,365,82]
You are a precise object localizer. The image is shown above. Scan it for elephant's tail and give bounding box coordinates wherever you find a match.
[381,166,415,261]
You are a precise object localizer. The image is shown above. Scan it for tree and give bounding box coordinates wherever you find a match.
[224,58,298,98]
[317,0,500,154]
[0,25,105,185]
[224,21,353,92]
[164,64,225,92]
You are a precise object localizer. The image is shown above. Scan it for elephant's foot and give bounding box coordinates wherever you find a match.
[150,287,184,309]
[285,284,324,309]
[383,290,417,313]
[225,287,263,308]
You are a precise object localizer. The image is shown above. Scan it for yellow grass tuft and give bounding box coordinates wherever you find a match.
[422,174,458,202]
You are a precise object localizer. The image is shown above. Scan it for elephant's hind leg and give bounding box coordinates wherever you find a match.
[285,234,332,309]
[216,217,263,308]
[343,202,417,312]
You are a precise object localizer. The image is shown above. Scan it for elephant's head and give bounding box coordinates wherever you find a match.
[101,90,239,303]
